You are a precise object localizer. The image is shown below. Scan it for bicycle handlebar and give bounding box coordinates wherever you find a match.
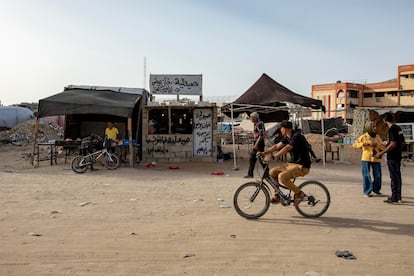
[257,154,269,167]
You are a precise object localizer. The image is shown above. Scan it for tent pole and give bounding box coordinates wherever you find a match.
[231,104,238,170]
[31,117,40,166]
[128,117,133,168]
[321,114,326,167]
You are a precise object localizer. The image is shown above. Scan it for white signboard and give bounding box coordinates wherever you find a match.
[150,74,202,95]
[193,108,212,156]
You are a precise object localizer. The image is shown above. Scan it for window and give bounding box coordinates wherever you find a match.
[149,109,169,134]
[148,108,193,134]
[337,90,345,98]
[171,109,193,134]
[363,93,373,98]
[387,91,398,97]
[348,90,358,98]
[375,92,385,98]
[401,91,414,97]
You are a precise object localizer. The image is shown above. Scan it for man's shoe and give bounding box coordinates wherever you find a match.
[315,158,321,163]
[243,175,253,178]
[364,194,372,198]
[384,197,398,204]
[271,195,281,204]
[293,191,305,206]
[373,192,382,196]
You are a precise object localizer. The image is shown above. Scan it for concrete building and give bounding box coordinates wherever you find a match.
[312,64,414,123]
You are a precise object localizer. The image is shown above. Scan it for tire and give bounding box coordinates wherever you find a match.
[233,182,270,219]
[104,154,119,170]
[295,180,330,218]
[71,155,88,173]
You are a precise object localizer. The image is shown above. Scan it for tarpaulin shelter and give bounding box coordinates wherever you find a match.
[221,73,325,169]
[33,85,149,166]
[0,106,34,129]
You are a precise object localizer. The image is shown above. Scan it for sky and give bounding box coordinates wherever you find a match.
[1,0,414,106]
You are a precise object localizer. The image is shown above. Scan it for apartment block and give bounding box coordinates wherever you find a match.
[312,64,414,123]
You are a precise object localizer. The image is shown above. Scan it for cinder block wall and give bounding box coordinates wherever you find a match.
[142,105,218,163]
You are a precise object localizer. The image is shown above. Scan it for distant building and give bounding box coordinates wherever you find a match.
[312,64,414,123]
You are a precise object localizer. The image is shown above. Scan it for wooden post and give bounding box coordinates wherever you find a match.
[31,118,40,166]
[128,117,133,168]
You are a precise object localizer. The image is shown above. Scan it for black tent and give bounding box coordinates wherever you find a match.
[222,73,325,122]
[38,87,146,118]
[33,86,149,167]
[222,73,325,169]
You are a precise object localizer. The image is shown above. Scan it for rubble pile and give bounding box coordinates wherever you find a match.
[0,119,63,146]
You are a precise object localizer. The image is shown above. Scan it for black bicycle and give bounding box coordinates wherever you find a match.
[233,156,330,219]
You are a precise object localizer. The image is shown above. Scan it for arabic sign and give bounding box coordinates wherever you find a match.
[193,108,212,156]
[150,74,202,95]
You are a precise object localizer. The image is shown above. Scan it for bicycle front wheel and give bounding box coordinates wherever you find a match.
[71,155,88,173]
[233,182,270,219]
[104,154,119,170]
[295,180,330,218]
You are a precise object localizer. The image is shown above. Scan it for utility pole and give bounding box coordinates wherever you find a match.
[143,56,147,90]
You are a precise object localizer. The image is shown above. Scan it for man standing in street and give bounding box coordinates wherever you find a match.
[353,119,385,197]
[375,112,404,203]
[244,112,265,178]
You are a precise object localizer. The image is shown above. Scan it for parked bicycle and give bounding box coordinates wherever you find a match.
[71,136,120,173]
[233,155,330,219]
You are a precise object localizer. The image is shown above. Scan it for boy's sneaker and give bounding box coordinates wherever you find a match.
[383,197,398,204]
[373,192,382,196]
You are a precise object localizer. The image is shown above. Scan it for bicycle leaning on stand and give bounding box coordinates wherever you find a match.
[71,137,120,173]
[233,155,330,219]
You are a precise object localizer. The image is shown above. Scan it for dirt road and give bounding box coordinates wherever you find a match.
[0,144,413,275]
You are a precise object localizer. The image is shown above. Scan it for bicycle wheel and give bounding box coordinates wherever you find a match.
[233,182,270,219]
[295,180,330,218]
[71,155,88,173]
[104,154,119,170]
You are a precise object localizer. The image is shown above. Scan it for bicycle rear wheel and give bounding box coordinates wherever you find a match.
[104,154,119,170]
[233,182,270,219]
[295,180,330,218]
[71,155,88,173]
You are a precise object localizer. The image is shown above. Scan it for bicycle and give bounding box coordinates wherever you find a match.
[71,138,120,173]
[233,155,330,219]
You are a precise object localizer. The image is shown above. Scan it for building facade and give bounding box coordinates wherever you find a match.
[312,64,414,122]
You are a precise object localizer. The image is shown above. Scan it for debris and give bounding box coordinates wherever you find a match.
[168,166,179,169]
[130,198,137,201]
[306,272,322,276]
[335,250,356,260]
[50,210,60,214]
[210,171,224,175]
[28,232,42,237]
[230,234,236,238]
[183,253,195,258]
[216,198,224,202]
[78,201,92,206]
[0,119,62,145]
[193,199,204,202]
[131,232,137,235]
[219,204,231,208]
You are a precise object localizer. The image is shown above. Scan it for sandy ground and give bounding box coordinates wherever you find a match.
[0,142,413,276]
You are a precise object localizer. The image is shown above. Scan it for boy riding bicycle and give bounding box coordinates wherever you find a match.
[257,120,311,206]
